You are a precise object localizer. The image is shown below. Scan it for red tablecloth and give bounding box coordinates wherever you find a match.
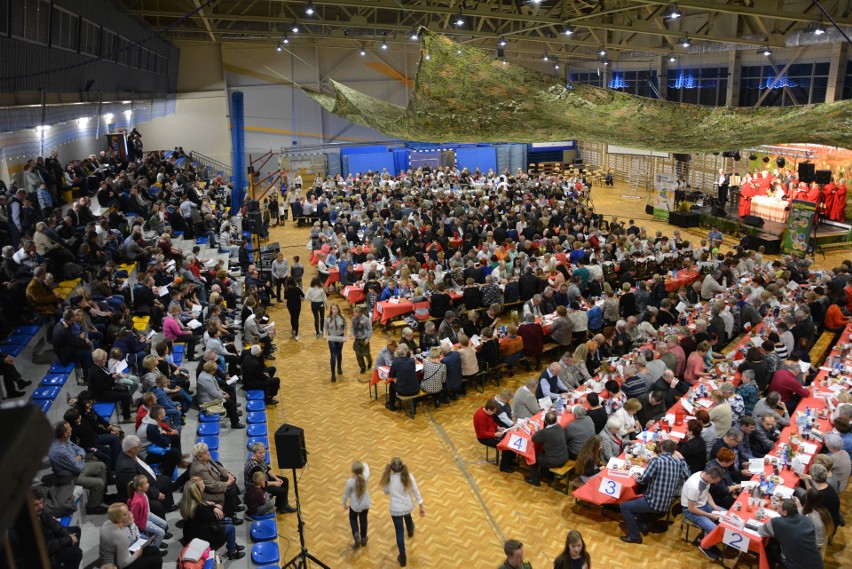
[372,291,463,324]
[497,407,580,464]
[326,264,365,286]
[342,285,366,306]
[448,238,463,248]
[664,269,701,292]
[310,244,331,266]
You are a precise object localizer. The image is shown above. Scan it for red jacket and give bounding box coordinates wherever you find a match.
[473,407,498,440]
[768,369,809,402]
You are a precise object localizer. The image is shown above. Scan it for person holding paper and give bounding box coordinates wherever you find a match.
[473,399,515,473]
[197,361,245,429]
[99,503,163,569]
[680,465,727,560]
[620,439,691,544]
[89,349,133,423]
[162,304,200,361]
[244,306,275,359]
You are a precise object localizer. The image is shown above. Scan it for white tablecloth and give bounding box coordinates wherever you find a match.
[750,196,789,223]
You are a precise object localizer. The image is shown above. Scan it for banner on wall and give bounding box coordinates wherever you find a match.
[652,172,677,220]
[783,199,817,255]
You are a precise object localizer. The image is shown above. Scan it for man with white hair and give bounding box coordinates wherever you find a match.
[115,435,175,518]
[564,405,595,459]
[240,344,280,404]
[824,433,850,493]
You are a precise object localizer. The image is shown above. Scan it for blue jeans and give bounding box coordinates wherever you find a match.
[620,496,661,539]
[223,519,237,554]
[96,433,122,468]
[391,514,414,557]
[349,508,368,540]
[683,503,718,535]
[164,408,181,430]
[329,341,343,375]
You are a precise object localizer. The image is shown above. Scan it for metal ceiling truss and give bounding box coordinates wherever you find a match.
[118,0,852,62]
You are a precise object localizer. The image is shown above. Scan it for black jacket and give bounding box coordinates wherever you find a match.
[88,366,120,400]
[181,502,226,550]
[37,510,76,559]
[115,452,162,504]
[52,321,89,365]
[241,354,270,390]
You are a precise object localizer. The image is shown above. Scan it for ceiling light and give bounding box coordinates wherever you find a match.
[601,59,609,66]
[666,3,682,19]
[291,23,300,33]
[103,113,114,122]
[813,22,826,35]
[599,46,607,56]
[498,36,507,47]
[762,46,772,56]
[305,1,315,16]
[501,56,507,65]
[381,40,388,50]
[276,43,282,52]
[359,47,366,56]
[531,0,543,4]
[410,29,420,41]
[77,117,89,126]
[282,34,289,44]
[455,10,465,27]
[680,36,691,48]
[543,52,549,61]
[669,54,676,63]
[554,62,560,70]
[563,25,574,36]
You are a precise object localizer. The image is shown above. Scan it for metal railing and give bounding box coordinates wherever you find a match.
[190,150,233,179]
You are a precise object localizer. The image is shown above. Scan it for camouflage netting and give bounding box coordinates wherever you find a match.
[302,31,852,153]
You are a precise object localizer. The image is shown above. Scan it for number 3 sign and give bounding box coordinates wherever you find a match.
[598,477,622,498]
[507,434,528,454]
[722,528,750,553]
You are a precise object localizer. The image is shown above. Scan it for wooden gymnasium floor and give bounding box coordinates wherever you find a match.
[261,182,851,569]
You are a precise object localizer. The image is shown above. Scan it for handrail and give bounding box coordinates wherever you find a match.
[190,150,233,179]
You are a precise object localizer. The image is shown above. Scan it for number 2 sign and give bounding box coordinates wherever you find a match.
[507,434,528,454]
[598,477,622,498]
[722,528,750,553]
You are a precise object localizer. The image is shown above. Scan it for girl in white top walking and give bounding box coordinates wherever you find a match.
[341,461,370,549]
[380,457,425,567]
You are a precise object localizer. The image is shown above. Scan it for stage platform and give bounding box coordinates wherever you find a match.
[688,204,852,250]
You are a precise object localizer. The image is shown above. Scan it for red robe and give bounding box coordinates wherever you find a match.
[831,184,847,221]
[738,181,753,217]
[805,184,821,203]
[822,184,836,219]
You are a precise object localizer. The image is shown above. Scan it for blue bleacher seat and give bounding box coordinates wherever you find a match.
[255,566,280,569]
[32,386,60,400]
[246,511,275,521]
[202,558,215,569]
[3,345,24,356]
[246,400,265,412]
[246,423,267,437]
[246,437,268,450]
[2,334,32,346]
[40,374,69,387]
[14,325,41,335]
[209,450,219,462]
[93,402,117,422]
[250,519,277,542]
[173,231,184,237]
[197,422,220,436]
[199,412,222,423]
[31,399,52,413]
[196,436,219,451]
[196,236,208,245]
[251,542,280,565]
[59,515,72,527]
[50,362,75,374]
[246,390,264,400]
[246,412,267,424]
[173,344,185,354]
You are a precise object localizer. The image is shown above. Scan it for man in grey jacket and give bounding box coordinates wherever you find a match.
[512,378,540,420]
[564,406,595,459]
[526,411,569,486]
[351,306,373,374]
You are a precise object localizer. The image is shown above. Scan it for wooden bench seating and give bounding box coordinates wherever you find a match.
[809,330,838,367]
[549,460,577,494]
[396,392,428,418]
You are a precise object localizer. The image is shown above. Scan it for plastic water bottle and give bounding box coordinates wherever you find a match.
[673,268,679,278]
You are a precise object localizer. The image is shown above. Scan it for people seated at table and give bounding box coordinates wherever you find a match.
[438,310,459,344]
[768,362,811,414]
[798,463,842,532]
[823,434,851,494]
[758,498,826,569]
[752,391,791,427]
[681,465,727,561]
[473,399,516,473]
[441,343,464,399]
[498,324,524,375]
[619,439,691,545]
[517,314,544,369]
[679,419,708,474]
[599,416,624,463]
[512,378,541,420]
[375,340,398,369]
[493,389,515,429]
[420,347,447,406]
[536,362,569,402]
[386,344,419,411]
[706,447,740,509]
[564,406,595,459]
[525,411,570,487]
[635,390,666,429]
[399,327,418,354]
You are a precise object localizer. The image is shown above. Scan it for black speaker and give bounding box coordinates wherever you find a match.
[798,162,815,184]
[745,233,781,254]
[673,153,691,162]
[645,204,654,214]
[274,423,307,469]
[668,211,700,228]
[245,211,262,234]
[742,215,765,227]
[776,157,786,168]
[246,199,260,213]
[815,170,832,185]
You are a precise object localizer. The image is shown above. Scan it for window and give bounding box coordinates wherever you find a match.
[739,62,829,106]
[570,71,604,88]
[79,19,100,57]
[608,70,656,98]
[50,5,78,51]
[139,48,150,72]
[10,0,50,45]
[102,29,116,61]
[117,35,134,66]
[666,67,728,106]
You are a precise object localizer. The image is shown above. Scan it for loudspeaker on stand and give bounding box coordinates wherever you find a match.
[275,423,307,469]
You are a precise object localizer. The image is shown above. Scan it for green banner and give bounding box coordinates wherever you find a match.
[783,199,817,255]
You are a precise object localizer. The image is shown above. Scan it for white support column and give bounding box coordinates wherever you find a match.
[726,51,741,107]
[826,42,849,103]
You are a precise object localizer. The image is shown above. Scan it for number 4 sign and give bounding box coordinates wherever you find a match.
[722,528,750,553]
[598,477,622,498]
[507,434,528,454]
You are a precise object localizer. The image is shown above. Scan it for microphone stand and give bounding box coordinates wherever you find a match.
[281,468,331,569]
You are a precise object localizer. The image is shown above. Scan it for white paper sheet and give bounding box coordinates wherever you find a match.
[187,319,202,329]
